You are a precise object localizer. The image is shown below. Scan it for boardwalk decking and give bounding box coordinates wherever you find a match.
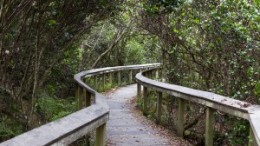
[106,84,189,146]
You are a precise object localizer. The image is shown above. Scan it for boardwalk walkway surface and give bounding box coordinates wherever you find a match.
[105,84,189,146]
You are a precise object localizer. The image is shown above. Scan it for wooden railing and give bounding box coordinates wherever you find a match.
[136,68,260,146]
[0,63,160,146]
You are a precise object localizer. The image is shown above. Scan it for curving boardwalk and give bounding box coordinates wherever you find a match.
[2,64,259,146]
[106,84,189,146]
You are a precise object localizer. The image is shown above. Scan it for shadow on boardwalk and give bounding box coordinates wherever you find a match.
[105,84,190,146]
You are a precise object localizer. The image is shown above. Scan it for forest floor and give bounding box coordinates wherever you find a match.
[105,84,191,146]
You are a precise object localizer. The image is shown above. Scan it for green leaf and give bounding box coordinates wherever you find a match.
[254,0,260,7]
[255,82,260,96]
[47,19,57,26]
[193,19,200,24]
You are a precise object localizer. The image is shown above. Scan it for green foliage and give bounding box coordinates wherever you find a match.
[143,0,184,14]
[105,82,112,91]
[36,93,77,121]
[0,0,123,137]
[0,116,23,141]
[254,0,260,7]
[136,95,144,109]
[125,40,144,64]
[226,119,249,145]
[137,0,260,145]
[255,82,260,97]
[47,19,58,26]
[0,0,259,144]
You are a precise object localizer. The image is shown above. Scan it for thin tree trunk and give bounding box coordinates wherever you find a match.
[91,28,127,68]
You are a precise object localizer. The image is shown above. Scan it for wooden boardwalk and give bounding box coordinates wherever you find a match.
[106,84,189,146]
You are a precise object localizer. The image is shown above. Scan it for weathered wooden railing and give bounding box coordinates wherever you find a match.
[136,68,260,146]
[0,63,160,146]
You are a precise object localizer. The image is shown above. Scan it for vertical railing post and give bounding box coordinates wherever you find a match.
[103,73,105,92]
[129,70,132,84]
[205,107,215,146]
[143,86,148,116]
[177,98,185,137]
[147,70,150,78]
[160,68,163,81]
[95,75,98,90]
[82,89,87,107]
[96,123,106,146]
[155,69,159,80]
[83,89,91,145]
[118,71,121,86]
[137,83,141,98]
[156,91,162,124]
[76,85,83,109]
[109,72,112,88]
[248,127,256,146]
[77,86,91,107]
[151,70,154,79]
[86,91,91,106]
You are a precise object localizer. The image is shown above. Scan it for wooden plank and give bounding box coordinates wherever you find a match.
[103,73,105,91]
[86,91,91,107]
[118,71,121,86]
[96,123,106,146]
[82,88,87,107]
[137,83,141,98]
[177,98,185,137]
[143,86,148,116]
[249,127,254,146]
[1,106,109,146]
[109,72,112,88]
[155,70,159,80]
[156,91,162,124]
[248,108,260,146]
[205,107,214,146]
[136,73,250,119]
[129,70,133,84]
[95,75,98,90]
[0,64,162,146]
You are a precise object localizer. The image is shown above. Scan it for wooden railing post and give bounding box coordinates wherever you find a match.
[129,70,132,84]
[82,89,87,107]
[156,91,162,124]
[76,85,83,109]
[205,107,215,146]
[151,70,155,79]
[143,86,148,116]
[86,90,91,107]
[109,72,112,88]
[151,70,154,79]
[177,98,185,137]
[155,69,159,80]
[137,83,141,98]
[147,70,150,78]
[159,68,163,81]
[96,123,106,146]
[95,75,98,90]
[248,127,256,146]
[148,71,152,79]
[118,71,121,85]
[103,73,105,91]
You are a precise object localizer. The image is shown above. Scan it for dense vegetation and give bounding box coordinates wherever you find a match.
[0,0,259,145]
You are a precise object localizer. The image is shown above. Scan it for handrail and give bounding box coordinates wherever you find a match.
[0,63,160,146]
[136,68,260,146]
